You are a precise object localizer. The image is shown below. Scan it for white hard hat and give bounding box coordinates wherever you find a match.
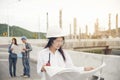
[46,26,66,38]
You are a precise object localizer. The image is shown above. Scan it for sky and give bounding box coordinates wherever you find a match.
[0,0,120,34]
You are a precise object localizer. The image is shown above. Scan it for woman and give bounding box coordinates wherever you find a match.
[37,27,93,80]
[8,38,19,77]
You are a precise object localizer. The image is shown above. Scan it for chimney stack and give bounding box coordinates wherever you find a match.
[59,9,62,28]
[73,18,77,39]
[116,14,118,37]
[108,13,111,37]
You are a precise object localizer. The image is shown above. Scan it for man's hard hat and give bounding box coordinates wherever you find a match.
[46,26,66,38]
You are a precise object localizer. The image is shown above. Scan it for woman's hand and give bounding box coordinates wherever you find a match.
[11,48,13,51]
[23,48,27,51]
[41,65,46,72]
[84,67,94,71]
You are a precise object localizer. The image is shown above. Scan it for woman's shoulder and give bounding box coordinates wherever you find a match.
[11,44,18,47]
[63,49,70,56]
[38,48,49,55]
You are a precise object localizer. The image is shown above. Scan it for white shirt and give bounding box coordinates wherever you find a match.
[37,48,84,80]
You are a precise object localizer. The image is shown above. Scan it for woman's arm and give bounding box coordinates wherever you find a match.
[37,51,46,76]
[64,51,74,67]
[8,44,13,53]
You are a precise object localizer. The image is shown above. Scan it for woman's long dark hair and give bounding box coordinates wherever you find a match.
[45,37,66,61]
[12,38,18,45]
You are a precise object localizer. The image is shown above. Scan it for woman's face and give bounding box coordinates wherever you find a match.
[12,39,15,44]
[52,37,64,50]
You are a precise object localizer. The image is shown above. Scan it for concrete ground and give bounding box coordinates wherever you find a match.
[0,52,41,80]
[1,44,120,80]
